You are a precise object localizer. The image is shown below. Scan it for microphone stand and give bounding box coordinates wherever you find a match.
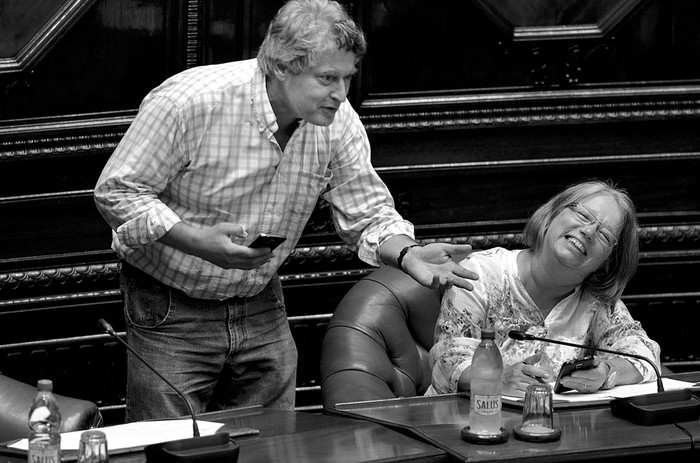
[98,319,200,437]
[508,330,700,425]
[508,331,665,392]
[98,319,240,462]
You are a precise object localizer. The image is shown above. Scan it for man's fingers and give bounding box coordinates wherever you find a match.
[453,265,479,281]
[450,278,474,291]
[450,265,478,291]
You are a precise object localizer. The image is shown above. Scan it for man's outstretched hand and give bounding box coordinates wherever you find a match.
[402,243,477,290]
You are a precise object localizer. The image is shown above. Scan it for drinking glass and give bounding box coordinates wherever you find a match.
[77,430,109,463]
[513,383,561,442]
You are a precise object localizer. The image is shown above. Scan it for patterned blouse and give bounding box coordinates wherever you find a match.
[428,247,661,394]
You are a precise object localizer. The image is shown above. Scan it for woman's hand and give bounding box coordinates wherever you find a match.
[557,356,608,393]
[503,352,552,397]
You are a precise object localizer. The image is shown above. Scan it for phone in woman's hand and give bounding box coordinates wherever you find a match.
[553,355,595,393]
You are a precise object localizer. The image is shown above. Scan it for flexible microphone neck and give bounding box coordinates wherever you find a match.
[98,318,201,437]
[508,330,664,392]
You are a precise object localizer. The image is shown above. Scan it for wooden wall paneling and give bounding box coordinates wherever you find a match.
[1,0,700,420]
[377,155,700,230]
[0,291,123,344]
[357,0,700,132]
[0,0,97,75]
[627,254,700,298]
[0,193,110,260]
[626,297,700,371]
[201,0,285,65]
[367,118,700,167]
[0,0,189,120]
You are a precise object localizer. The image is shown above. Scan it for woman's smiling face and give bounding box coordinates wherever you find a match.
[545,193,623,277]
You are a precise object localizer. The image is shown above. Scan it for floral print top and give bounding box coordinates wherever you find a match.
[427,247,661,395]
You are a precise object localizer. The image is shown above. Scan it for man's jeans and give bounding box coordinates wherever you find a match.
[120,263,297,422]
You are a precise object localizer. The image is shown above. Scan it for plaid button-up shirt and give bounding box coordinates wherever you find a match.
[95,59,413,299]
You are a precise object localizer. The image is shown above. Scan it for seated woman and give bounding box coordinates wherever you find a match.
[428,179,661,397]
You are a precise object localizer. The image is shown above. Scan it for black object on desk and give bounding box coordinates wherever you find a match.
[610,389,700,426]
[144,433,239,463]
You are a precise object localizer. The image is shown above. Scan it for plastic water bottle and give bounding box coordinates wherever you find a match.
[468,329,504,435]
[27,379,62,463]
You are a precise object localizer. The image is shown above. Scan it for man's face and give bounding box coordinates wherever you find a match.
[275,48,358,126]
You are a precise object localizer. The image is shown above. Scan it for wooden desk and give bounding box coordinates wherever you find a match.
[211,406,447,463]
[330,374,700,463]
[0,406,447,463]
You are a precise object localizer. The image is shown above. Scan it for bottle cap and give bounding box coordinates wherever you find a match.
[481,328,496,340]
[37,379,53,391]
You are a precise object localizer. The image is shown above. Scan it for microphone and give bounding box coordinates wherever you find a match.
[98,318,240,462]
[98,318,200,436]
[508,330,700,425]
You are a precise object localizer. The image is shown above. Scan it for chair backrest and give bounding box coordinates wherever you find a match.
[320,266,441,409]
[0,374,103,443]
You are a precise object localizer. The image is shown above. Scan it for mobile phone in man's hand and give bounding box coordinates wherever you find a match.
[248,233,287,251]
[553,355,596,393]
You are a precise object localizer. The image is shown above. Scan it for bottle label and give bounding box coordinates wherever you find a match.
[472,394,502,416]
[28,447,60,463]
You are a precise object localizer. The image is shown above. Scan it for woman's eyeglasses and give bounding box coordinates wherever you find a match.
[566,203,618,248]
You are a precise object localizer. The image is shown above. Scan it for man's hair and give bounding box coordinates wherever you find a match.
[257,0,367,76]
[522,179,640,304]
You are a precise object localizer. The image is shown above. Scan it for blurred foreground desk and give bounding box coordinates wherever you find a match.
[209,406,447,462]
[329,372,700,463]
[0,406,447,463]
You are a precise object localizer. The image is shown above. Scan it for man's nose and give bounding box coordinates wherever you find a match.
[330,80,348,102]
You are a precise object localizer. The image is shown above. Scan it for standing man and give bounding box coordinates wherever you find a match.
[94,0,477,422]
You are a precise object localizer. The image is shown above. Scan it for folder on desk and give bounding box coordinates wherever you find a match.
[502,377,696,409]
[4,419,258,460]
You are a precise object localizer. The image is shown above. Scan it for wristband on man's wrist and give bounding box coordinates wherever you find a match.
[397,244,421,272]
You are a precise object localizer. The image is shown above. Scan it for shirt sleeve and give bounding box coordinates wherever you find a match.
[590,299,662,382]
[429,258,489,393]
[322,104,413,267]
[94,95,186,248]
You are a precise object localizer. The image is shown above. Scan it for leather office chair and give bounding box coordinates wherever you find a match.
[0,373,104,442]
[320,266,441,409]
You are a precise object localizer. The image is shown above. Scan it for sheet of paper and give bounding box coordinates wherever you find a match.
[504,377,695,405]
[9,419,225,451]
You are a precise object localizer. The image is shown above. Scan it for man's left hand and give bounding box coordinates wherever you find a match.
[402,243,478,290]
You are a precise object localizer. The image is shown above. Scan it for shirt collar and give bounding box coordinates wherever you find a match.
[251,67,278,134]
[251,66,307,135]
